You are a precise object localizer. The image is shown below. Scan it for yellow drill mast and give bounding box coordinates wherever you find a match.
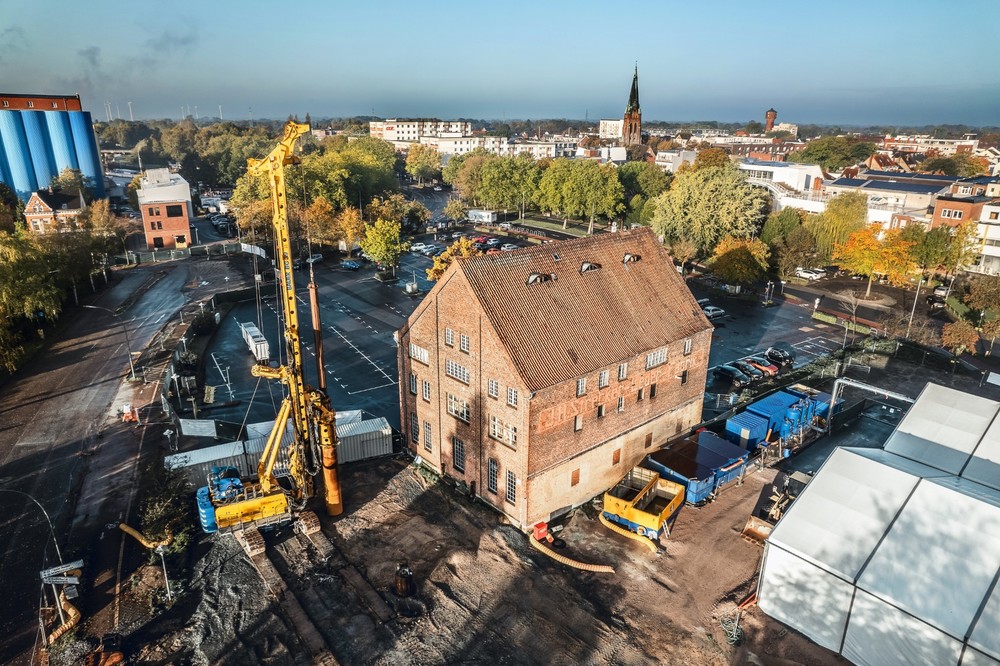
[213,122,343,533]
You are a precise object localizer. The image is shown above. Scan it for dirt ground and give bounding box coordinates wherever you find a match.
[52,338,1000,666]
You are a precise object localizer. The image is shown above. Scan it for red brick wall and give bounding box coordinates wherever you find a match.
[0,94,82,111]
[142,200,191,249]
[930,200,983,229]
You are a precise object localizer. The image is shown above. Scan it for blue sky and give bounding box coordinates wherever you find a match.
[2,0,998,126]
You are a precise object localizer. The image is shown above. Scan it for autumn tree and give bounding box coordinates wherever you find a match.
[941,320,980,356]
[359,218,406,275]
[965,275,1000,321]
[901,224,951,274]
[668,237,699,272]
[84,198,140,258]
[833,227,915,297]
[426,237,482,281]
[650,162,769,257]
[336,207,365,253]
[443,199,469,222]
[50,167,91,196]
[805,192,868,261]
[709,236,770,286]
[945,218,980,275]
[981,318,1000,356]
[451,152,495,205]
[365,193,409,226]
[405,143,441,185]
[0,232,62,369]
[305,196,339,248]
[693,148,730,170]
[772,226,818,278]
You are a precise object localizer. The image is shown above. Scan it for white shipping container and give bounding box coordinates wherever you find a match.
[239,322,270,362]
[337,417,394,463]
[468,209,498,224]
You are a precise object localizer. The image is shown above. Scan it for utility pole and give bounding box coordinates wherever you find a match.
[907,278,926,339]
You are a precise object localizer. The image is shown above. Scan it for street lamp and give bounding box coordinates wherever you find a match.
[82,305,137,381]
[0,489,64,565]
[907,278,926,340]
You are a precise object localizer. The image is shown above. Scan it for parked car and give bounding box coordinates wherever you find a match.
[451,231,467,239]
[732,360,764,382]
[745,356,779,376]
[765,346,794,367]
[473,235,490,244]
[472,242,485,251]
[421,244,440,256]
[340,260,361,270]
[500,243,519,251]
[926,294,947,309]
[702,306,726,320]
[697,298,712,308]
[433,186,442,191]
[484,238,502,248]
[795,267,824,281]
[409,242,428,253]
[305,253,324,265]
[499,221,512,230]
[432,247,447,256]
[933,285,950,298]
[712,365,750,388]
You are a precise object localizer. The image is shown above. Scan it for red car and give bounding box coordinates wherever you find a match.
[473,235,490,244]
[745,356,779,376]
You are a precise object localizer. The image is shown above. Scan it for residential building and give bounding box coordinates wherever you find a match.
[974,203,1000,274]
[622,67,641,146]
[727,142,804,162]
[137,168,193,250]
[0,92,104,201]
[772,122,798,137]
[369,119,473,143]
[930,194,995,230]
[655,149,697,173]
[396,228,713,528]
[599,119,623,140]
[881,134,979,156]
[947,176,1000,198]
[23,189,86,234]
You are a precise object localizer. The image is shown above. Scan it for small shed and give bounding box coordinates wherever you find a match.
[337,417,394,463]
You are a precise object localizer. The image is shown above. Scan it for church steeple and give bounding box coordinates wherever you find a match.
[625,65,640,115]
[622,65,642,146]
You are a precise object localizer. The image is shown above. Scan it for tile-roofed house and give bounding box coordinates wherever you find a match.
[23,189,87,234]
[397,227,713,528]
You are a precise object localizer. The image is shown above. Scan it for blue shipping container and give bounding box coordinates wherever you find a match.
[747,391,802,433]
[645,433,749,504]
[811,391,843,419]
[725,411,769,450]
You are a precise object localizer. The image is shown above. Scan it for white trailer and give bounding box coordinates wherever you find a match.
[239,322,270,362]
[468,209,498,225]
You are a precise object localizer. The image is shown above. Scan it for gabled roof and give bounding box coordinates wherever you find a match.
[30,190,85,212]
[454,228,710,391]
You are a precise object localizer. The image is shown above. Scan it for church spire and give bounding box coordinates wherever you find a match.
[625,65,640,114]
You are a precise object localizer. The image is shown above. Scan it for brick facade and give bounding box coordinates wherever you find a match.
[0,93,82,111]
[23,191,85,234]
[142,200,191,249]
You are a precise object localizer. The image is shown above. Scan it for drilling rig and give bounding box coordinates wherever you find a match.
[196,122,343,553]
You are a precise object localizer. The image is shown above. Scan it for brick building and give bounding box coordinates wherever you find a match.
[136,168,192,249]
[622,67,641,147]
[931,194,996,230]
[23,189,86,234]
[396,228,713,528]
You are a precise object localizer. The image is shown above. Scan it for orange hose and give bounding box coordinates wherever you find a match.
[599,513,658,553]
[46,570,82,644]
[529,535,615,573]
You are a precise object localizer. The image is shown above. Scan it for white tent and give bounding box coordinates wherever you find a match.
[758,383,1000,666]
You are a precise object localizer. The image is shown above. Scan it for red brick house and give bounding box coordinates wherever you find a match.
[931,195,996,229]
[137,168,192,250]
[396,228,713,528]
[23,190,86,234]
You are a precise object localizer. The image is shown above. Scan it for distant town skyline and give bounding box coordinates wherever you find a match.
[2,0,998,127]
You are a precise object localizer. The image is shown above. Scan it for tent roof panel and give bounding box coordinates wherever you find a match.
[843,590,964,666]
[769,448,918,579]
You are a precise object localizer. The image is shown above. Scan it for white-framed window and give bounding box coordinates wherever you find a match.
[488,378,499,398]
[445,328,454,346]
[410,414,419,442]
[954,211,963,220]
[574,414,583,431]
[447,393,470,422]
[489,415,518,448]
[506,470,516,505]
[507,387,518,408]
[409,342,429,364]
[487,458,498,494]
[445,359,470,384]
[26,101,33,108]
[409,372,417,395]
[422,380,431,401]
[637,387,645,401]
[599,370,609,388]
[683,338,693,356]
[646,347,667,370]
[452,437,466,472]
[460,333,470,353]
[617,396,625,412]
[576,378,587,397]
[597,404,605,418]
[423,421,432,452]
[618,363,628,381]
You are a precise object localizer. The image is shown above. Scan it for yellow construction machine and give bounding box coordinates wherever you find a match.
[196,122,343,549]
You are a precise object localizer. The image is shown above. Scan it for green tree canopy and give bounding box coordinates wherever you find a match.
[833,227,915,297]
[805,191,868,261]
[0,232,62,369]
[650,162,769,257]
[760,208,802,246]
[359,218,406,274]
[772,225,818,278]
[443,199,469,222]
[901,224,951,273]
[617,161,670,201]
[788,137,877,170]
[919,154,990,177]
[709,236,770,286]
[0,182,24,234]
[965,275,1000,316]
[405,143,441,184]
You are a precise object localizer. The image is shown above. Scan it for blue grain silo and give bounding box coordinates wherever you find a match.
[21,111,57,190]
[45,110,80,173]
[0,112,38,199]
[69,111,104,197]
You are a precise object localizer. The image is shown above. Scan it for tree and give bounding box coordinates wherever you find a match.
[0,182,24,234]
[335,207,365,253]
[578,162,625,234]
[443,199,469,223]
[535,159,575,225]
[0,232,62,369]
[305,196,339,247]
[405,143,441,185]
[366,193,409,226]
[442,148,492,186]
[941,320,980,356]
[84,198,140,259]
[945,218,980,275]
[625,194,646,228]
[426,237,482,281]
[805,192,868,261]
[650,162,769,257]
[981,318,1000,356]
[625,144,650,162]
[359,218,406,275]
[668,237,699,272]
[772,226,818,278]
[693,148,730,170]
[452,152,494,204]
[760,208,802,246]
[919,154,989,177]
[50,167,91,197]
[965,275,1000,321]
[901,224,951,274]
[746,121,764,135]
[405,200,431,229]
[833,227,915,298]
[709,236,770,286]
[617,161,669,201]
[788,137,876,171]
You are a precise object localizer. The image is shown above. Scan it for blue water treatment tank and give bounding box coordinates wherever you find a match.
[68,111,104,197]
[21,111,57,189]
[0,112,38,198]
[44,110,79,173]
[196,486,218,533]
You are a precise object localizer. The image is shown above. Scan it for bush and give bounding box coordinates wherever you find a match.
[137,463,196,558]
[189,311,216,336]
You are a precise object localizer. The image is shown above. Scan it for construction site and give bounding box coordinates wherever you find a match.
[29,126,1000,666]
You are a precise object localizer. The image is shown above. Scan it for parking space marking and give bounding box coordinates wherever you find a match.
[327,325,397,384]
